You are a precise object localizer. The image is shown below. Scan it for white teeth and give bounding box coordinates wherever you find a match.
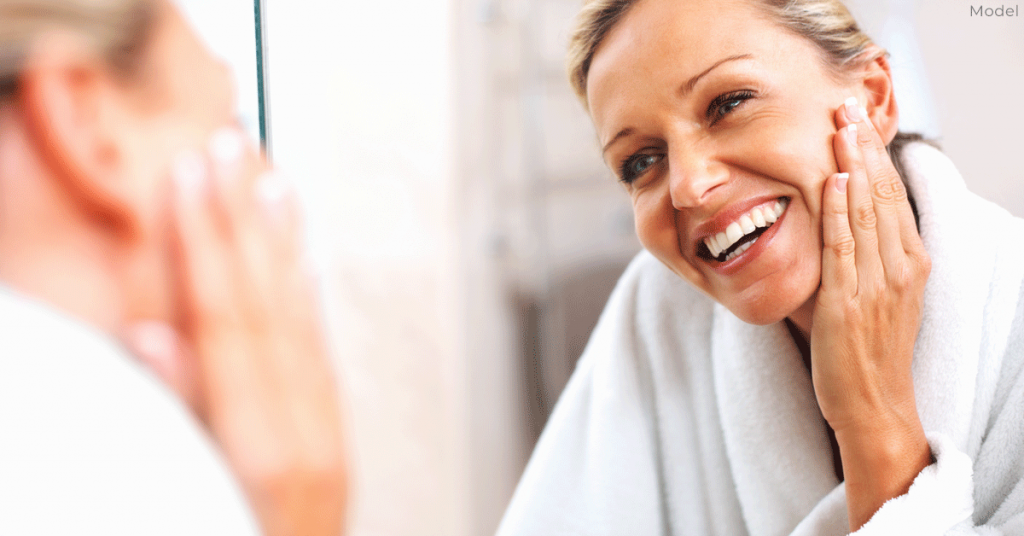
[702,198,789,261]
[725,222,743,244]
[751,208,766,227]
[739,215,756,234]
[715,232,728,253]
[725,237,757,261]
[710,235,723,257]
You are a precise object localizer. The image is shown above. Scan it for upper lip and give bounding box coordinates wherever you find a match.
[691,194,784,251]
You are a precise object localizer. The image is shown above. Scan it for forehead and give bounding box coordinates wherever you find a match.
[586,0,818,132]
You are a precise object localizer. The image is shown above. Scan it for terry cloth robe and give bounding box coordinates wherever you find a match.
[496,143,1024,536]
[0,286,259,535]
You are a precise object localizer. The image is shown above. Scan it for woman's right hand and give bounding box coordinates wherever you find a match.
[123,129,348,536]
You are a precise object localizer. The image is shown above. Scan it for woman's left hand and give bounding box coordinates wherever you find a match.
[812,98,933,531]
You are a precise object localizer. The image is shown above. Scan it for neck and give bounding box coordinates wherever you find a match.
[787,294,815,342]
[786,295,816,371]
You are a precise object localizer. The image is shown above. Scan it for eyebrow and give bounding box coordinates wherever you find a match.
[601,53,754,155]
[683,54,753,94]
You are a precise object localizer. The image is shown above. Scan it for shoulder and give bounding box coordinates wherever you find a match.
[0,287,258,535]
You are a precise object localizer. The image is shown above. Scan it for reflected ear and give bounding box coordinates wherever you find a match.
[19,31,140,238]
[857,47,899,144]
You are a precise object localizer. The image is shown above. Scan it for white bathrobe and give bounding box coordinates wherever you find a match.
[0,287,259,535]
[496,143,1024,536]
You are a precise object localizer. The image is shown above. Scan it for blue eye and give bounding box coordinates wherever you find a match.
[707,90,755,125]
[619,153,663,184]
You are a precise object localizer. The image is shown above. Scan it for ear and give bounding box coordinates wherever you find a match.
[856,47,900,145]
[19,31,141,238]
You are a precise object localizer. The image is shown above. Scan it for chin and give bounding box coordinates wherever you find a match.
[719,279,817,327]
[727,305,793,326]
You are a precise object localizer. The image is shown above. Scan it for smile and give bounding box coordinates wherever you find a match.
[701,198,789,262]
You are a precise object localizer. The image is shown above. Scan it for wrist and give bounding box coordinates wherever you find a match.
[822,371,919,434]
[834,410,932,530]
[834,418,930,472]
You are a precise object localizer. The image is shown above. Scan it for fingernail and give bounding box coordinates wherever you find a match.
[208,128,245,167]
[256,171,293,225]
[836,173,849,193]
[844,97,862,122]
[845,123,858,144]
[207,128,245,188]
[172,150,207,201]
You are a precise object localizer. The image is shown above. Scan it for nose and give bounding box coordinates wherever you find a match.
[667,143,729,209]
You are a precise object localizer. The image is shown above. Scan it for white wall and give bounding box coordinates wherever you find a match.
[263,2,471,536]
[846,0,1024,217]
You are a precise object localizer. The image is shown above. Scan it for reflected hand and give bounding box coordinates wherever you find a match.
[812,98,932,530]
[124,129,348,536]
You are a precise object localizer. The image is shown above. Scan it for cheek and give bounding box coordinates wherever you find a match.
[121,115,209,233]
[197,64,236,130]
[632,190,708,289]
[632,189,676,256]
[744,118,837,226]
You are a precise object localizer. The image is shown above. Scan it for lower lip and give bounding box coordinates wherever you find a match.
[707,202,789,276]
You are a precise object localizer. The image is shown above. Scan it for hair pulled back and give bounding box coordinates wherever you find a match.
[0,0,155,100]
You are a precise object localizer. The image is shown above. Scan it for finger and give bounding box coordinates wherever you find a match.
[207,131,304,310]
[206,129,277,294]
[170,148,263,407]
[842,98,920,269]
[207,128,266,224]
[205,137,320,406]
[832,119,883,290]
[254,170,304,267]
[170,150,238,322]
[820,171,857,297]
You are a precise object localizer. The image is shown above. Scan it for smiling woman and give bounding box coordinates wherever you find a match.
[585,0,909,330]
[497,0,1024,534]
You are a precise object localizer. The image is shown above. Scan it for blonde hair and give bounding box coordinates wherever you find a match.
[568,0,877,107]
[0,0,156,99]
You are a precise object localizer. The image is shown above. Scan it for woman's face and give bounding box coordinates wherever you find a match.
[588,0,859,325]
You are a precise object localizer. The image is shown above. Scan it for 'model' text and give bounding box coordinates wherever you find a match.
[971,5,1019,16]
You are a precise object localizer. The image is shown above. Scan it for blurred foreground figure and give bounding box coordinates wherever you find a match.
[0,1,348,534]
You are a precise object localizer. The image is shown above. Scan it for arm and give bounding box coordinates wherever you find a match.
[812,97,932,530]
[854,289,1024,535]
